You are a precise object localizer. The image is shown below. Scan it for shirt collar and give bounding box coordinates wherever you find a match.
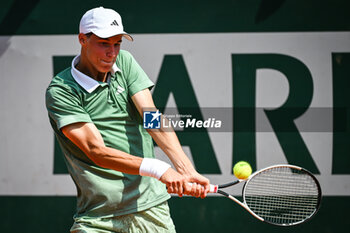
[70,55,121,93]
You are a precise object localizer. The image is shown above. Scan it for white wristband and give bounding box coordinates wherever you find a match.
[139,158,171,180]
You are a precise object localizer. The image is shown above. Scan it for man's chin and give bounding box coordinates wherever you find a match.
[98,65,113,73]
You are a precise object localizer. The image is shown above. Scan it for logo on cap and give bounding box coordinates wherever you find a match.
[111,20,119,26]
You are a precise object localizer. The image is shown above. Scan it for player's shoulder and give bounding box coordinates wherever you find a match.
[116,50,140,73]
[117,50,135,64]
[46,67,80,96]
[118,49,133,58]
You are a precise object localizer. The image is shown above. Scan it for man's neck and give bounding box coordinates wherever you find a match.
[75,57,108,82]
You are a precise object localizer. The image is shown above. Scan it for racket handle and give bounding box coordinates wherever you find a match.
[209,184,218,193]
[187,183,218,193]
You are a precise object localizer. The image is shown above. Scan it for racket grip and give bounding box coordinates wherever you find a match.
[209,184,218,193]
[187,183,218,193]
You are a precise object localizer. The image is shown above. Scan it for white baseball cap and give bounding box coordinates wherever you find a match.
[79,7,133,41]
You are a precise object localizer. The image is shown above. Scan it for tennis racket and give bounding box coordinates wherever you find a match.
[200,164,322,226]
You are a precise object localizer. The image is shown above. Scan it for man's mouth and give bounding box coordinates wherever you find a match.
[101,60,114,65]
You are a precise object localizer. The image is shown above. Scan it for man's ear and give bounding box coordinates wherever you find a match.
[78,33,87,45]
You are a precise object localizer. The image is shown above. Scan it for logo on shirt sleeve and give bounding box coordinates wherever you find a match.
[143,110,161,129]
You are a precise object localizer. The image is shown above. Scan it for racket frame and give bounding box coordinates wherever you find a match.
[213,164,322,226]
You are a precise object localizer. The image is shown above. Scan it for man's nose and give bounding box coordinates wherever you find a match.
[107,46,117,58]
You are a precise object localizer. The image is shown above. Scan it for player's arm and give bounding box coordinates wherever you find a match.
[61,121,186,195]
[61,122,142,174]
[131,88,210,198]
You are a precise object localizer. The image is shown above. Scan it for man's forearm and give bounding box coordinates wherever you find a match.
[86,145,143,174]
[147,126,195,175]
[84,145,172,180]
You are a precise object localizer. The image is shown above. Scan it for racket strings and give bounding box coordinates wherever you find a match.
[244,167,320,225]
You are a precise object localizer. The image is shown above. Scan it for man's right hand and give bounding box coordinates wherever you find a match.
[159,168,207,198]
[159,168,188,197]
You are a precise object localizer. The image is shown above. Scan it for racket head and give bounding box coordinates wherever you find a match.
[242,164,322,226]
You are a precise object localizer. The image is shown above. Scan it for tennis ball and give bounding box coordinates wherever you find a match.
[233,161,252,179]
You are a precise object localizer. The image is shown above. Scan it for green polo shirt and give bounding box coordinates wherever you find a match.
[45,50,170,218]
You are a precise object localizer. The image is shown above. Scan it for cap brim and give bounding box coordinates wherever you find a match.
[92,29,133,41]
[122,33,133,41]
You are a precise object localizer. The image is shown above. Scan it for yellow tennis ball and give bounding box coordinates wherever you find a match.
[233,161,252,179]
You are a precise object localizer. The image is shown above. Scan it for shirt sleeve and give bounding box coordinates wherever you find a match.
[118,50,154,97]
[46,85,92,130]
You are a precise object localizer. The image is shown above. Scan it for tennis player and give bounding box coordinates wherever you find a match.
[45,6,209,233]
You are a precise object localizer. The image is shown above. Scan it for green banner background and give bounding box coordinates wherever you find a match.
[0,0,349,35]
